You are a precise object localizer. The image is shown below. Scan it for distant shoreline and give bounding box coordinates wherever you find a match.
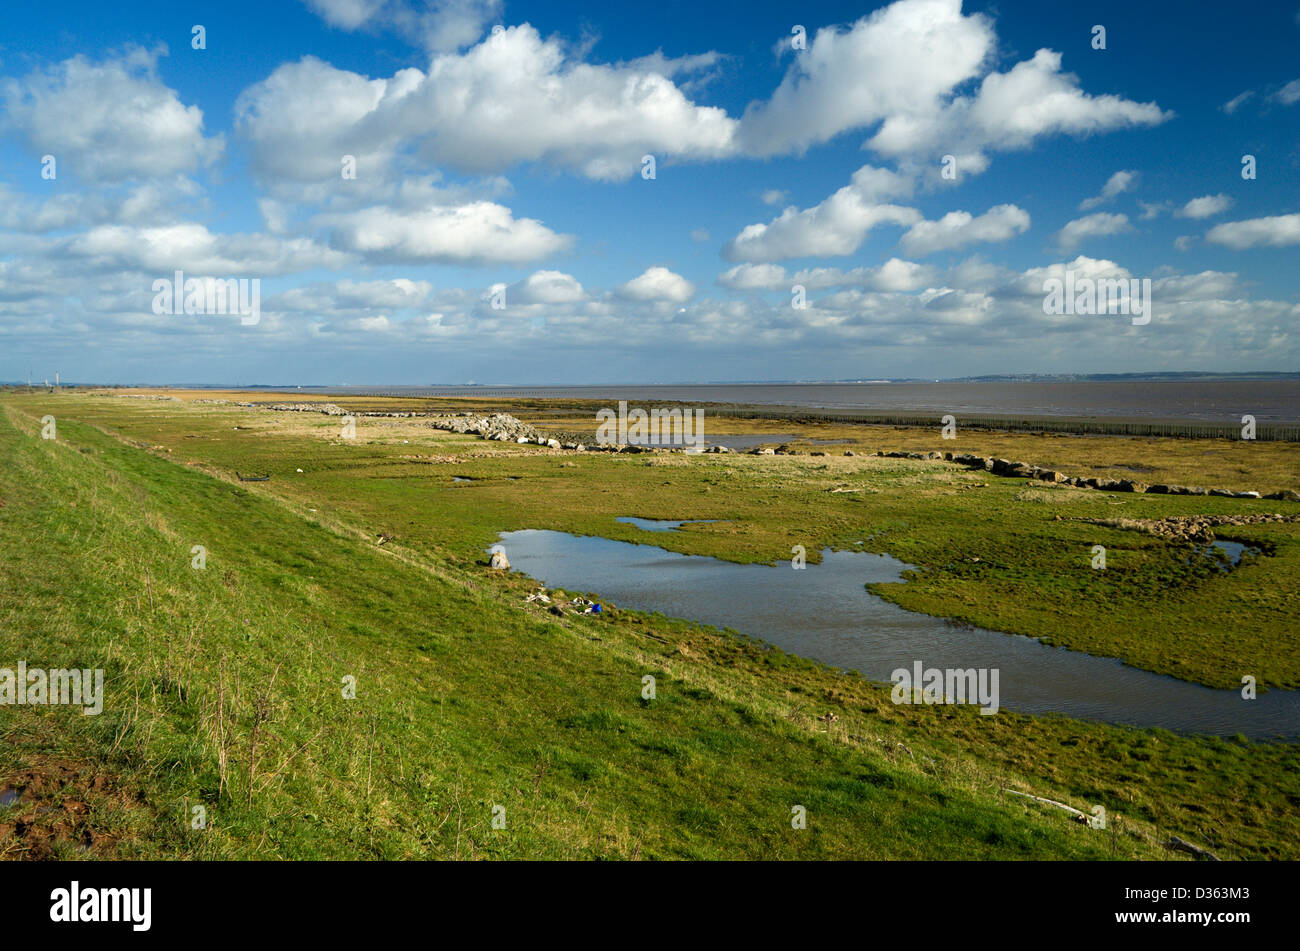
[12,380,1300,437]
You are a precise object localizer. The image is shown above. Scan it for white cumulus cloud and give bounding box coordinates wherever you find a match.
[1206,214,1300,249]
[1055,212,1132,250]
[723,165,918,261]
[512,270,586,304]
[323,201,572,264]
[618,266,695,303]
[1176,194,1233,219]
[900,204,1030,256]
[1,47,223,183]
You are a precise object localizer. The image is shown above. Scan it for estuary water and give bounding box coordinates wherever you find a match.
[324,379,1300,424]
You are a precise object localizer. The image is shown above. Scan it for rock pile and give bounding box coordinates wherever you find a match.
[881,450,945,461]
[425,412,583,448]
[267,402,350,415]
[266,402,425,418]
[1086,513,1300,544]
[902,450,1300,500]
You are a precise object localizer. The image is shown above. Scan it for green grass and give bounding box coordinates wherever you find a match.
[1,392,1297,860]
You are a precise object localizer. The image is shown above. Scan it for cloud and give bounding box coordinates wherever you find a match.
[864,45,1170,169]
[808,257,938,292]
[1138,201,1167,220]
[1079,170,1137,210]
[304,0,384,29]
[761,189,788,205]
[1223,80,1300,112]
[272,278,434,312]
[1055,212,1132,250]
[738,0,995,156]
[720,258,935,292]
[868,257,936,291]
[901,204,1030,256]
[9,227,1298,376]
[65,223,348,275]
[723,165,918,261]
[235,56,418,184]
[255,1,1168,190]
[238,25,736,183]
[1221,90,1254,114]
[0,179,201,233]
[511,270,586,304]
[617,266,695,303]
[717,263,789,291]
[689,229,711,242]
[1273,79,1300,105]
[419,26,737,179]
[1206,214,1300,249]
[323,201,572,264]
[0,47,223,183]
[1174,235,1196,252]
[1153,270,1241,300]
[304,0,503,52]
[1176,194,1233,219]
[941,49,1169,144]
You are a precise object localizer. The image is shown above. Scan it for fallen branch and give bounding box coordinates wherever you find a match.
[1004,788,1097,826]
[1166,836,1221,862]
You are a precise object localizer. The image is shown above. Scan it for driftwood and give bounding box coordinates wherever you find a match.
[1004,788,1096,825]
[1166,836,1221,861]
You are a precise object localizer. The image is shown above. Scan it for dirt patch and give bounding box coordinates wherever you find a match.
[0,757,146,860]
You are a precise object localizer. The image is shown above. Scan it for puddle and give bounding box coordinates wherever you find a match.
[494,529,1300,738]
[1209,540,1258,566]
[453,476,473,483]
[616,516,718,532]
[0,788,19,808]
[1185,540,1261,573]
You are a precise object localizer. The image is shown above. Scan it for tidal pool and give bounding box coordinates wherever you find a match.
[616,517,718,532]
[496,529,1300,739]
[1208,540,1259,567]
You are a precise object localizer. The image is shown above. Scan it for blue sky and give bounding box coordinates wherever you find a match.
[1,0,1297,384]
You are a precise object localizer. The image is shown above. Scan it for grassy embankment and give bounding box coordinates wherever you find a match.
[0,390,1296,859]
